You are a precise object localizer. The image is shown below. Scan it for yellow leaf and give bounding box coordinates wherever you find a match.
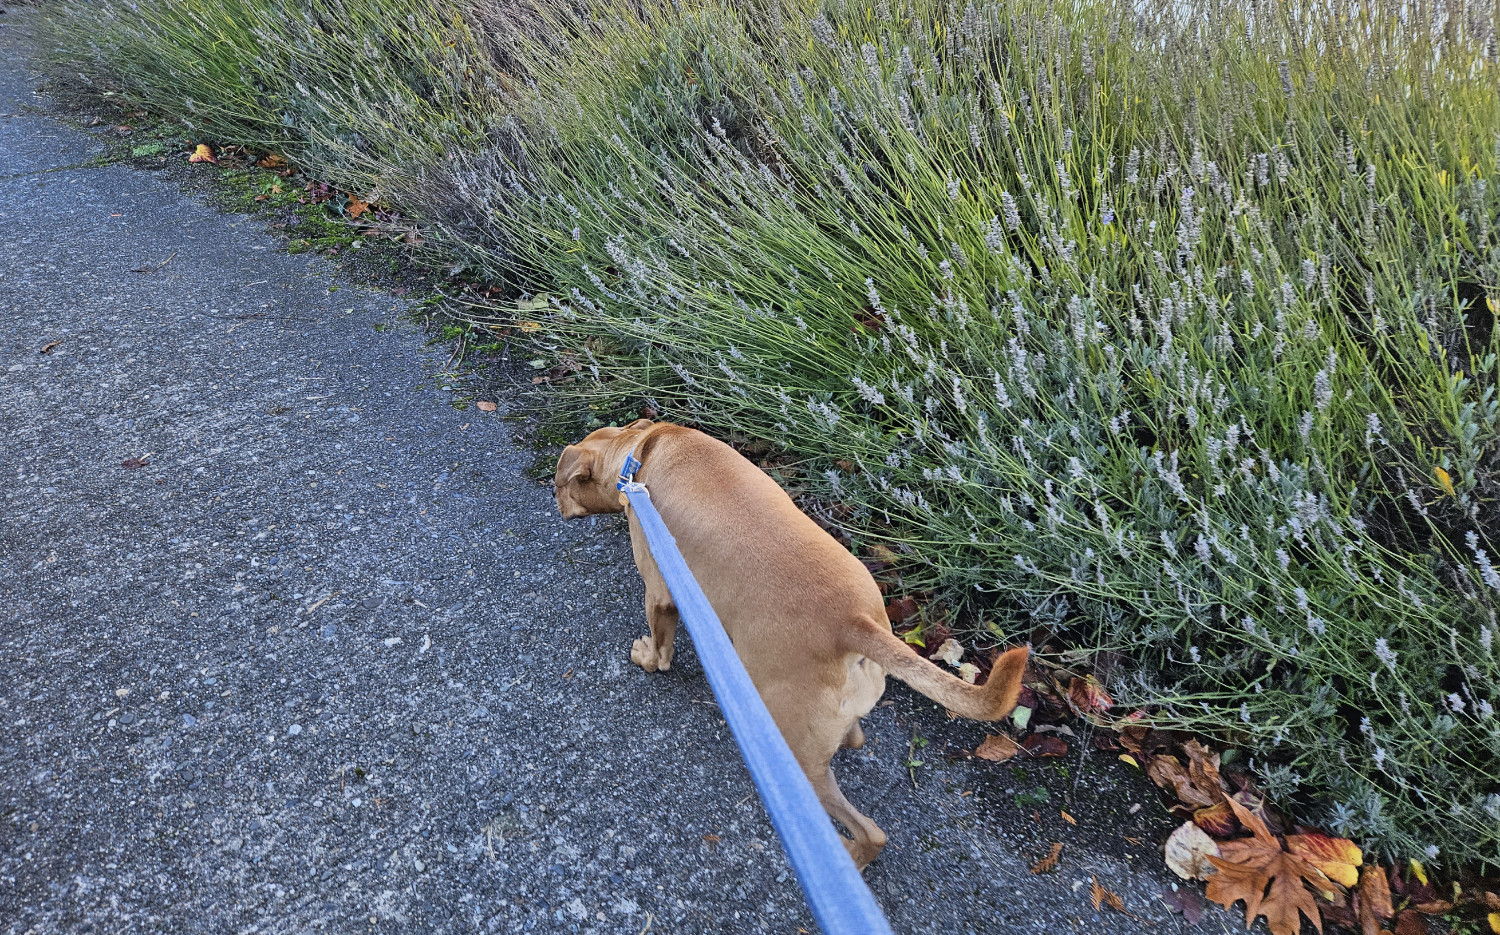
[188,144,216,164]
[519,321,542,333]
[1434,466,1456,497]
[1487,911,1499,934]
[1409,858,1429,887]
[1118,754,1139,769]
[1286,832,1362,888]
[1487,295,1498,316]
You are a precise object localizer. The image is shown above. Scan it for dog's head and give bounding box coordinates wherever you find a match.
[554,419,655,519]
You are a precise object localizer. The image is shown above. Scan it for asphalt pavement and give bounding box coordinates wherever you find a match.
[0,9,1211,934]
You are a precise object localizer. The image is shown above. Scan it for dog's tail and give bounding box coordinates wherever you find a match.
[842,616,1029,721]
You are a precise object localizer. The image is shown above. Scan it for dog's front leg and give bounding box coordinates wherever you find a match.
[626,517,679,672]
[633,591,679,672]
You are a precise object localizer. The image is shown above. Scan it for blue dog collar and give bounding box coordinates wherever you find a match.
[616,450,644,492]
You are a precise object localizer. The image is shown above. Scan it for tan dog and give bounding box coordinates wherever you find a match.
[555,420,1028,868]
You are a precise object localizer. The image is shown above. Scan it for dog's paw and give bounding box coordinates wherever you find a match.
[630,637,660,671]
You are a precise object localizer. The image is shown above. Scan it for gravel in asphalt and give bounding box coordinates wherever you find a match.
[1,10,1216,934]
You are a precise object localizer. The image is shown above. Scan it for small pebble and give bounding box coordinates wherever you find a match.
[288,724,302,736]
[182,714,197,727]
[414,858,425,872]
[119,713,135,725]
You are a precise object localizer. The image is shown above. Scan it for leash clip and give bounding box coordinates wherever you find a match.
[617,451,644,492]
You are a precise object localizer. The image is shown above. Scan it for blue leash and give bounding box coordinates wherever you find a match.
[616,452,894,935]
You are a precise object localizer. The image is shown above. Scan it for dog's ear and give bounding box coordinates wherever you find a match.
[556,445,596,486]
[624,418,655,430]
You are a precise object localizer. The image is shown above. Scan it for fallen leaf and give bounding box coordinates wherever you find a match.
[1357,892,1381,935]
[702,834,720,846]
[1010,705,1033,730]
[1162,885,1206,924]
[1030,842,1063,874]
[519,320,543,333]
[1060,810,1077,826]
[973,733,1020,762]
[866,543,899,564]
[1488,911,1499,934]
[1118,753,1139,769]
[1230,790,1278,832]
[1393,910,1426,935]
[120,457,149,470]
[475,401,498,413]
[1091,876,1127,914]
[957,662,979,683]
[1165,820,1222,880]
[885,596,918,625]
[1182,739,1228,804]
[1033,723,1077,737]
[1408,859,1429,888]
[1412,900,1453,915]
[256,153,287,168]
[933,638,964,666]
[517,294,552,311]
[1286,832,1362,888]
[39,340,62,354]
[1068,675,1114,714]
[1486,892,1500,911]
[1021,734,1069,757]
[346,197,370,219]
[1193,802,1237,837]
[1434,466,1456,496]
[1146,755,1220,809]
[189,144,216,164]
[1204,795,1326,935]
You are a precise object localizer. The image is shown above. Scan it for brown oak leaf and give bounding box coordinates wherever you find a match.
[1182,739,1229,804]
[1067,675,1113,715]
[973,733,1020,762]
[1356,865,1393,935]
[1204,795,1328,935]
[1393,909,1427,935]
[1021,734,1068,757]
[1145,755,1220,810]
[885,596,918,625]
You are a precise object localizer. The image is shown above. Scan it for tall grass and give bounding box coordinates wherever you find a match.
[46,0,1500,867]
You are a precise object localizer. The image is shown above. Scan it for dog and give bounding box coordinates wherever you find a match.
[555,419,1028,868]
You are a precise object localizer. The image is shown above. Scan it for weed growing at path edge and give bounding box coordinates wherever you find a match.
[45,0,1500,868]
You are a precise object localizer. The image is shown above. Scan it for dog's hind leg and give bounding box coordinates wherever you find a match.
[841,721,865,750]
[811,765,887,870]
